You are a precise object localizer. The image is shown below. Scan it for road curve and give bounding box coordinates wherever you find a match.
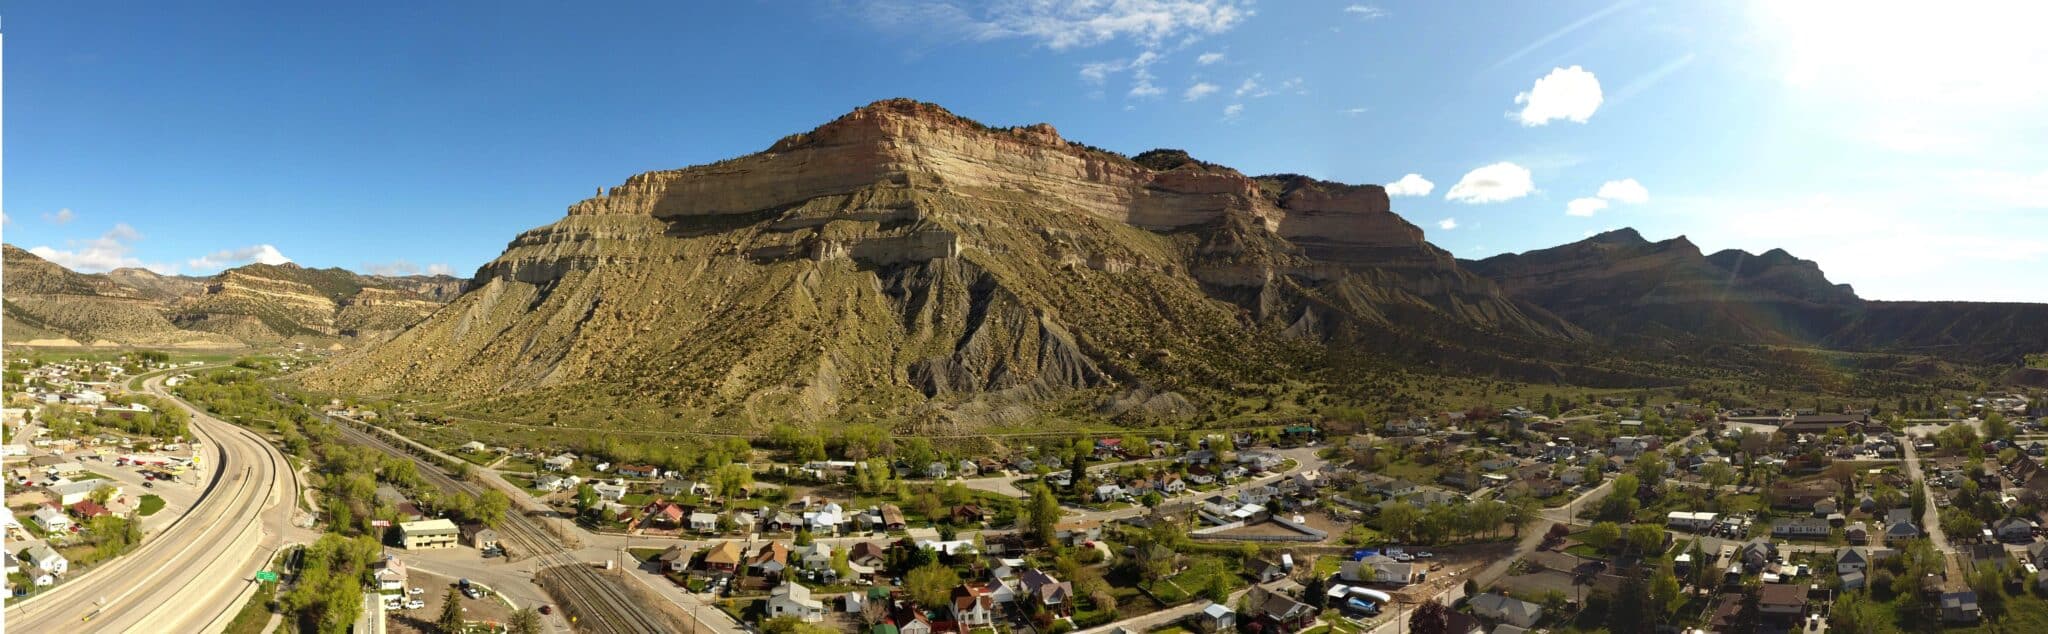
[4,371,301,632]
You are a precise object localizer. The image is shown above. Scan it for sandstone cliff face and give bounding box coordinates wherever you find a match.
[303,99,1585,428]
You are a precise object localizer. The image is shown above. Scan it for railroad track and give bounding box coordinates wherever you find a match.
[324,415,669,633]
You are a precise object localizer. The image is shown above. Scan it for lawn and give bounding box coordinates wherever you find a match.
[137,495,166,517]
[628,547,667,563]
[1565,543,1604,559]
[220,581,278,634]
[76,470,114,482]
[1143,557,1243,606]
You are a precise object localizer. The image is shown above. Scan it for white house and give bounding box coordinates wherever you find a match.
[689,512,720,533]
[544,454,576,471]
[592,482,628,502]
[952,584,998,626]
[1341,555,1423,586]
[1667,511,1719,532]
[21,543,68,576]
[766,582,826,622]
[32,506,72,533]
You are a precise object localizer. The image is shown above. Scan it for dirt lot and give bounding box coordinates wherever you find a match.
[386,570,517,633]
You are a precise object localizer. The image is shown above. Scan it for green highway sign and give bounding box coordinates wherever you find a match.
[255,571,279,582]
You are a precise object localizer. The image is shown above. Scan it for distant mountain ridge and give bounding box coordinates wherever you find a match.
[1464,228,2048,361]
[2,244,463,347]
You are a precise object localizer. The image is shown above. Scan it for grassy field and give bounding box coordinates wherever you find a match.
[137,495,166,516]
[219,581,278,634]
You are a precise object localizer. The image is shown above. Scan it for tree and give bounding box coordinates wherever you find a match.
[476,490,510,528]
[906,562,961,608]
[508,607,541,634]
[1649,560,1683,616]
[1408,599,1449,634]
[1625,523,1667,555]
[90,483,118,506]
[715,464,754,499]
[1598,474,1641,521]
[574,484,599,516]
[1028,485,1061,544]
[1378,502,1421,542]
[1204,571,1231,603]
[438,588,466,633]
[1582,522,1622,551]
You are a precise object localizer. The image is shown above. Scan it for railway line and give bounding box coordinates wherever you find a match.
[323,413,673,633]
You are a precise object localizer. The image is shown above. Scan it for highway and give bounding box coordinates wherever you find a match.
[4,372,302,632]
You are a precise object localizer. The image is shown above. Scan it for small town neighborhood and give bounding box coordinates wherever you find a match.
[10,351,2048,634]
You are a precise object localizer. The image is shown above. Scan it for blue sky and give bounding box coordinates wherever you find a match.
[5,1,2044,300]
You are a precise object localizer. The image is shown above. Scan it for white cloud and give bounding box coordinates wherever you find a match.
[1343,5,1388,19]
[1513,65,1603,126]
[1196,51,1224,65]
[1278,76,1306,94]
[1596,178,1650,204]
[1946,169,2048,209]
[362,260,422,276]
[1344,107,1368,115]
[1184,81,1219,101]
[1566,197,1610,217]
[1233,74,1268,98]
[1445,162,1535,203]
[187,244,291,271]
[1222,103,1244,119]
[426,263,455,276]
[2,212,10,226]
[1437,218,1458,230]
[1385,173,1435,197]
[42,208,75,225]
[1129,73,1164,97]
[28,224,152,273]
[882,0,1254,51]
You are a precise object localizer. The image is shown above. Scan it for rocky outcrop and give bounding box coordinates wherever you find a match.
[2,245,456,347]
[303,99,1592,427]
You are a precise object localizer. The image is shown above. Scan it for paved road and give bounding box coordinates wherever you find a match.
[4,372,303,632]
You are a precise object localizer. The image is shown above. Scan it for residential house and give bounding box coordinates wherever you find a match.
[702,541,743,575]
[657,545,694,573]
[751,542,791,576]
[659,478,699,497]
[1741,539,1779,570]
[1942,591,1982,623]
[849,542,887,569]
[48,478,118,506]
[1017,569,1074,616]
[643,501,686,527]
[1837,548,1870,575]
[617,464,660,478]
[21,543,68,577]
[798,543,835,576]
[951,583,998,627]
[1995,517,2035,542]
[767,582,826,622]
[1772,518,1830,539]
[1342,555,1424,586]
[1191,604,1236,633]
[460,523,499,550]
[1094,484,1125,503]
[1244,584,1319,632]
[373,556,408,591]
[879,504,907,531]
[592,482,628,502]
[1248,558,1288,583]
[1846,521,1870,545]
[956,459,979,477]
[1469,593,1543,628]
[1759,583,1807,617]
[690,512,720,533]
[544,454,575,471]
[1054,520,1103,546]
[32,506,71,533]
[534,474,567,492]
[1668,512,1719,532]
[950,505,988,525]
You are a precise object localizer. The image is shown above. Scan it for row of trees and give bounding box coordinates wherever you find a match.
[1375,497,1540,545]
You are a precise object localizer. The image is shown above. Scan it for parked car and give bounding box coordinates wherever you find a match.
[409,587,424,596]
[539,605,553,615]
[404,599,425,610]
